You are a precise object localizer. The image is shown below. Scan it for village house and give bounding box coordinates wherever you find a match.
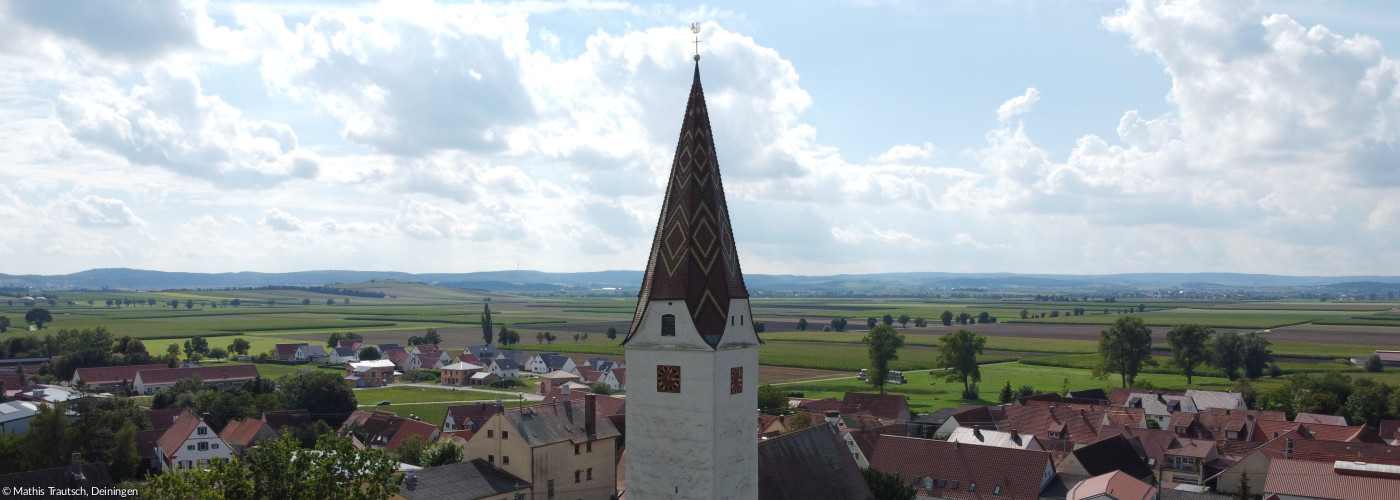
[386,349,413,371]
[440,361,484,386]
[464,344,499,362]
[218,417,277,455]
[329,346,360,364]
[946,426,1044,451]
[488,357,521,379]
[1261,458,1400,499]
[757,424,875,500]
[156,408,234,471]
[274,343,309,361]
[0,400,42,434]
[1214,430,1400,495]
[393,458,531,500]
[1124,392,1196,429]
[444,402,505,433]
[536,370,581,395]
[527,353,578,375]
[341,410,439,452]
[407,352,445,372]
[70,363,169,392]
[867,435,1057,499]
[1066,470,1159,500]
[296,345,330,363]
[345,359,397,388]
[133,365,261,395]
[600,368,625,392]
[1056,434,1157,482]
[460,395,620,500]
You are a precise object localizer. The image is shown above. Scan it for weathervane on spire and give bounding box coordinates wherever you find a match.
[691,22,702,61]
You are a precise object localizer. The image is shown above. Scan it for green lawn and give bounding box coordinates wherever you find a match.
[354,385,510,404]
[759,331,1097,354]
[1013,309,1357,329]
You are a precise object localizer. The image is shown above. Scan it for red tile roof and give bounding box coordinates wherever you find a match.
[1294,412,1349,426]
[275,343,308,359]
[1252,420,1384,444]
[577,366,604,383]
[412,353,442,369]
[219,418,270,449]
[999,405,1118,446]
[74,364,170,385]
[445,402,504,431]
[457,353,482,365]
[144,408,185,430]
[610,368,625,384]
[868,435,1053,500]
[136,364,260,386]
[1263,458,1400,499]
[386,418,439,452]
[1253,430,1400,465]
[1066,470,1157,500]
[1379,419,1400,442]
[539,387,626,417]
[156,408,205,458]
[843,392,910,420]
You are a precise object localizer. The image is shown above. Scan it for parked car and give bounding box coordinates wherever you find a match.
[376,400,391,406]
[857,369,868,381]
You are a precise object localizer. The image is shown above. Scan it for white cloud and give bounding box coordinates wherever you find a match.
[951,233,1008,251]
[3,0,201,63]
[66,195,146,227]
[872,142,938,164]
[262,208,308,232]
[996,88,1040,122]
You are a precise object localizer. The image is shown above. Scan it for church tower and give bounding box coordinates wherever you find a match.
[623,59,760,500]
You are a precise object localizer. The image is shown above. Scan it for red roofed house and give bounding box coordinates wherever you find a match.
[537,370,582,395]
[386,419,441,453]
[867,435,1056,499]
[1250,419,1385,444]
[440,361,483,386]
[601,368,625,392]
[156,408,234,471]
[1372,350,1400,367]
[1262,458,1400,500]
[1293,412,1348,426]
[71,364,169,392]
[1216,430,1400,495]
[218,417,277,455]
[1379,419,1400,445]
[275,343,309,361]
[444,402,505,433]
[386,349,412,371]
[133,365,260,395]
[1066,470,1159,500]
[407,352,444,372]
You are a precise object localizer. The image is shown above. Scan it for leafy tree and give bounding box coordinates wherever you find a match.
[301,298,311,306]
[1095,316,1157,388]
[1020,309,1029,319]
[936,329,986,396]
[1345,379,1391,428]
[327,332,343,348]
[830,318,848,332]
[24,308,53,329]
[796,318,808,331]
[231,337,252,355]
[278,371,358,427]
[422,439,464,467]
[536,332,545,344]
[999,381,1014,404]
[758,384,789,415]
[423,328,442,346]
[185,336,210,357]
[956,312,973,325]
[1166,324,1213,384]
[26,403,73,469]
[861,467,916,500]
[940,311,953,326]
[185,299,194,309]
[395,434,429,466]
[897,314,910,327]
[881,314,894,326]
[499,325,509,345]
[147,434,400,500]
[500,329,520,345]
[109,421,142,481]
[1365,354,1384,372]
[1017,385,1037,398]
[914,317,927,328]
[544,332,556,344]
[862,324,905,394]
[977,311,991,324]
[0,315,9,333]
[606,326,618,340]
[327,298,335,305]
[866,317,878,329]
[1138,303,1147,313]
[754,322,766,333]
[481,304,494,344]
[1213,331,1246,381]
[787,411,814,432]
[1241,331,1273,379]
[209,347,228,361]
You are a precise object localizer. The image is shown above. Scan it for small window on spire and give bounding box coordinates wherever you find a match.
[662,315,676,336]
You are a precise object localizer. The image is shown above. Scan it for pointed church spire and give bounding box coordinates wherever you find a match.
[626,61,749,347]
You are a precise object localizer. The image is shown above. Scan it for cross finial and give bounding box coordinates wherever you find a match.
[691,22,702,61]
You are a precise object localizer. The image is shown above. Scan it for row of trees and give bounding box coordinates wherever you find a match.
[1249,373,1400,429]
[938,310,995,326]
[2,328,252,385]
[1095,316,1276,387]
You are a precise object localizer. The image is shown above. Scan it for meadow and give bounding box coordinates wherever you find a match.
[3,281,1398,415]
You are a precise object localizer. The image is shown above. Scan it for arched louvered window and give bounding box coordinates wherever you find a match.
[662,314,676,336]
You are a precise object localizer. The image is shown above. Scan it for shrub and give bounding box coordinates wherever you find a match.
[961,382,979,400]
[1268,363,1283,378]
[1365,354,1384,373]
[490,377,524,389]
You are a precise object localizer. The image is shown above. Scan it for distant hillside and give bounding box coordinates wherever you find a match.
[2,268,1399,294]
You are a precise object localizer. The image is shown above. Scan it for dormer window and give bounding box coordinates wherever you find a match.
[1176,426,1186,434]
[661,314,676,336]
[1048,431,1061,439]
[1227,431,1239,439]
[923,477,932,489]
[994,485,1002,495]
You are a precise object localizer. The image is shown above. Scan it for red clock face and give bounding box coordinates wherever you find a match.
[730,367,743,394]
[657,365,681,393]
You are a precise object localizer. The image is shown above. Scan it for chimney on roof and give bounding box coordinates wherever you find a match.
[952,441,958,450]
[404,472,418,490]
[561,383,571,397]
[973,425,983,441]
[825,410,840,427]
[585,393,597,435]
[69,453,85,485]
[1226,409,1231,415]
[1286,437,1294,459]
[1010,429,1020,445]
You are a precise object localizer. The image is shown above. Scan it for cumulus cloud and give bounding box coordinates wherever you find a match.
[872,142,938,164]
[3,0,201,62]
[66,195,145,227]
[996,88,1040,122]
[54,65,316,188]
[262,208,308,232]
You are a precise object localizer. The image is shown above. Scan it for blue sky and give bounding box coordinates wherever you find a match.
[1,0,1398,277]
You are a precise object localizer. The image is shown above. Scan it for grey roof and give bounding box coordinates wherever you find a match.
[492,358,520,371]
[498,349,529,364]
[540,354,573,370]
[0,401,40,424]
[1072,435,1155,481]
[758,424,874,500]
[333,347,356,357]
[377,344,403,352]
[298,345,329,357]
[1184,390,1247,411]
[508,400,620,447]
[913,407,959,426]
[1127,393,1197,415]
[464,345,498,359]
[397,458,529,500]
